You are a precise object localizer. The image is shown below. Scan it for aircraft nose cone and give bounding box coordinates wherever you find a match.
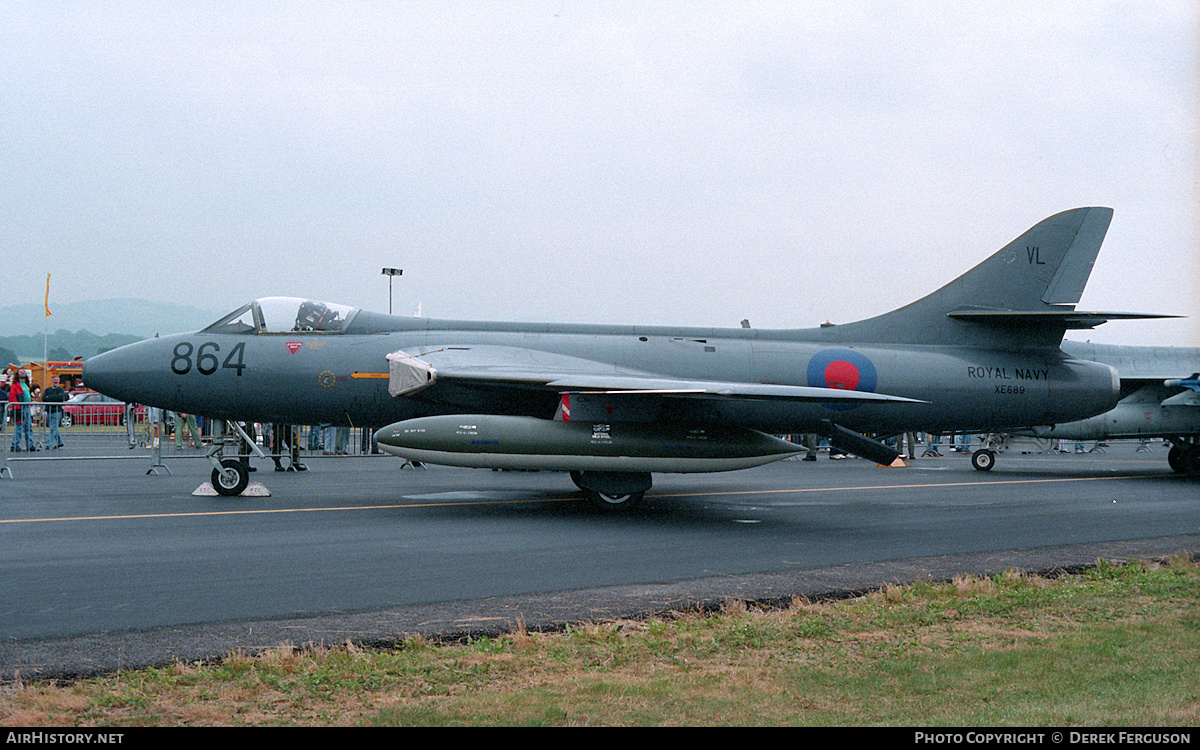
[82,347,125,399]
[82,338,166,404]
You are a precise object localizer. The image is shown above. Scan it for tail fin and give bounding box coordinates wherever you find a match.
[827,207,1128,347]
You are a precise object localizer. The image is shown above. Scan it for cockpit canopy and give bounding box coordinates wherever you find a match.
[204,297,360,334]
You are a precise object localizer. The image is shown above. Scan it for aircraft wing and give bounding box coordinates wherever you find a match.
[1060,342,1197,377]
[1060,342,1200,399]
[386,345,923,405]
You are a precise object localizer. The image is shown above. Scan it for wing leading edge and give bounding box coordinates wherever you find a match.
[386,345,923,406]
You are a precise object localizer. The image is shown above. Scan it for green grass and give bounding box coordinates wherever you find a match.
[3,557,1197,726]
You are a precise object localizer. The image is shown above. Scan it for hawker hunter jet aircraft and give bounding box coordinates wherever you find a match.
[84,207,1167,506]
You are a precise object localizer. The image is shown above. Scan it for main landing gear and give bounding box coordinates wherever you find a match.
[570,470,650,510]
[1167,440,1200,475]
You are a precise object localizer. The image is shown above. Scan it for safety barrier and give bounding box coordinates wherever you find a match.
[2,399,387,479]
[4,399,1153,481]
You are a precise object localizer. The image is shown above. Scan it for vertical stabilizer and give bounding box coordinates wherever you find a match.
[1040,208,1111,305]
[823,207,1114,347]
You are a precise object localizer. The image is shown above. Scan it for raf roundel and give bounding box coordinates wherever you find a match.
[806,349,878,409]
[822,359,861,391]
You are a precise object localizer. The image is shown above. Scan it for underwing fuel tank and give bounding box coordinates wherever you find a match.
[374,415,805,473]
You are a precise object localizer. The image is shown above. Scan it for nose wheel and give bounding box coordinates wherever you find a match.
[211,458,250,497]
[202,420,266,496]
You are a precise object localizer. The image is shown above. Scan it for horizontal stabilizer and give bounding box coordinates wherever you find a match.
[947,309,1178,330]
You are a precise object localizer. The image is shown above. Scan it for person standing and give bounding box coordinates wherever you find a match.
[319,423,334,454]
[269,423,307,471]
[3,373,12,434]
[237,421,258,473]
[173,412,202,450]
[8,371,35,452]
[42,375,68,449]
[29,385,42,429]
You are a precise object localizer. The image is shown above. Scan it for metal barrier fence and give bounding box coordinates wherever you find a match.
[3,399,1160,482]
[2,399,386,479]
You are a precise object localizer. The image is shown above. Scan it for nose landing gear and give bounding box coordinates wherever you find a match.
[211,457,250,496]
[204,420,268,497]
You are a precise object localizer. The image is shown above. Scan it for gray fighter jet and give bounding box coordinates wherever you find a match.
[84,207,1168,505]
[1028,342,1199,474]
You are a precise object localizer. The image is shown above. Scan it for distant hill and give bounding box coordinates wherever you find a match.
[0,299,220,339]
[0,299,221,361]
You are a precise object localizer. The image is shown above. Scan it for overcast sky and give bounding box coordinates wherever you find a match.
[4,1,1197,346]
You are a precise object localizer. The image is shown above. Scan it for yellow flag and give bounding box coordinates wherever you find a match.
[45,273,52,317]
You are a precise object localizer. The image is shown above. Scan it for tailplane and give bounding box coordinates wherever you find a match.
[824,207,1166,347]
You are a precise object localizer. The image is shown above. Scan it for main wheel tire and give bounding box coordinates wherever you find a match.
[586,489,645,511]
[970,449,996,472]
[1168,445,1184,474]
[211,458,250,497]
[1167,444,1200,475]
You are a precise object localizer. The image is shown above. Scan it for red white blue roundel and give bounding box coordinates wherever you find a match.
[806,349,877,409]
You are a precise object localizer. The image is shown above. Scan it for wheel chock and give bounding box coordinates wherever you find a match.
[192,481,272,497]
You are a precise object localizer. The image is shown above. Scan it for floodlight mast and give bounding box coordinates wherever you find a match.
[382,268,402,314]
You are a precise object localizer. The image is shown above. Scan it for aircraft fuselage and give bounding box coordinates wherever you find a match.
[84,314,1119,437]
[79,207,1155,501]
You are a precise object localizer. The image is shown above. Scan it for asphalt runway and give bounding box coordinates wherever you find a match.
[1,440,1197,680]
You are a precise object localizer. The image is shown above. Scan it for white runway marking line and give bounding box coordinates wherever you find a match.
[0,495,582,525]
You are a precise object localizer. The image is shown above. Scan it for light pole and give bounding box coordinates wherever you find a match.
[381,268,402,314]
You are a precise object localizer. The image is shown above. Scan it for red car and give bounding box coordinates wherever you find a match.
[59,392,146,427]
